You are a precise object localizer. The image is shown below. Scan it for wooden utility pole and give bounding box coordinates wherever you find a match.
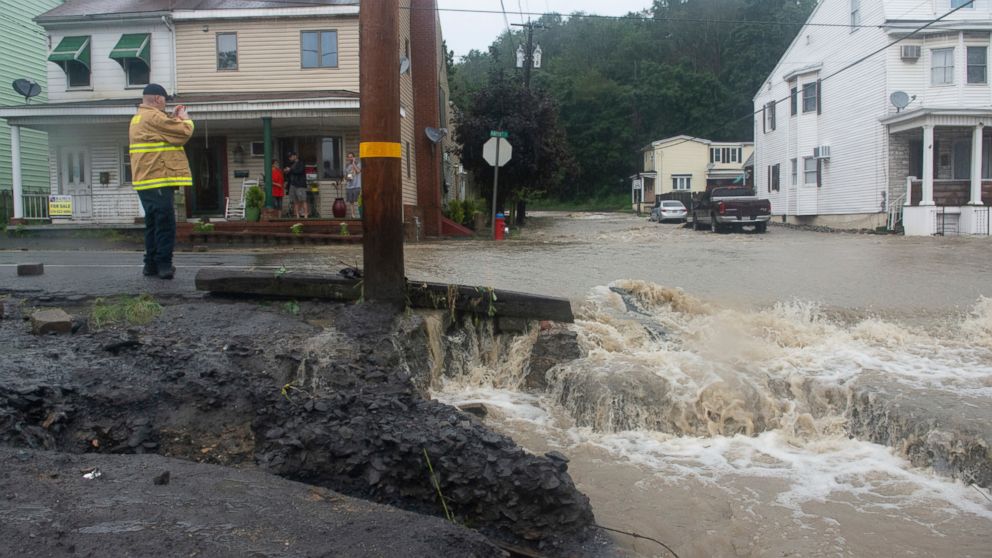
[511,21,544,89]
[360,0,405,307]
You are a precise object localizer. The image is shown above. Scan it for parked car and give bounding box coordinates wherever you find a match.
[691,186,771,233]
[650,200,688,223]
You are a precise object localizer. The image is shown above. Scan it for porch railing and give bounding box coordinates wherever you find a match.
[887,193,905,231]
[22,194,50,221]
[909,179,992,206]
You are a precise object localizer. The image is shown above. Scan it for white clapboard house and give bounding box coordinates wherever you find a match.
[754,0,992,236]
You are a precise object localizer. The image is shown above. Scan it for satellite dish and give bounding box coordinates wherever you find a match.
[425,127,448,144]
[399,56,411,75]
[890,90,911,112]
[12,79,41,103]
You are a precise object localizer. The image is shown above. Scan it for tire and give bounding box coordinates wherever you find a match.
[755,222,767,233]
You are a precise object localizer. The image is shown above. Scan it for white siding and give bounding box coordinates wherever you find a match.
[48,126,141,223]
[46,21,174,102]
[755,0,891,218]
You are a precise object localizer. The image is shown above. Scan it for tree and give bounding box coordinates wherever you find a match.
[454,71,575,211]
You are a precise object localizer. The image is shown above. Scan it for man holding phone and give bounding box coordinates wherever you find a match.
[128,83,194,280]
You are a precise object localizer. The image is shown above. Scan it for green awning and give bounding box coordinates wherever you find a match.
[48,36,90,68]
[109,33,150,66]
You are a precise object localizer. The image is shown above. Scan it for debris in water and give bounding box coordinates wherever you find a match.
[152,471,170,486]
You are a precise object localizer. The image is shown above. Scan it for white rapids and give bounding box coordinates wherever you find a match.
[430,281,992,558]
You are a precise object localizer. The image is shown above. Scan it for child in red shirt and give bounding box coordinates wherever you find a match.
[271,160,285,214]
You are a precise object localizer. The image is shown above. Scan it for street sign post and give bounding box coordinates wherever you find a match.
[483,137,512,239]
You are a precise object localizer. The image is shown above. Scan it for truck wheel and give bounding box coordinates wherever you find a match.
[755,222,767,233]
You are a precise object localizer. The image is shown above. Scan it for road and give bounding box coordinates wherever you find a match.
[4,213,991,322]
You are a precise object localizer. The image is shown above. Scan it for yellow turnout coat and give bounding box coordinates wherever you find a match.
[128,104,195,191]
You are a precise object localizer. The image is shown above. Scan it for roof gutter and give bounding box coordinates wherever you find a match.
[171,6,359,21]
[36,11,172,26]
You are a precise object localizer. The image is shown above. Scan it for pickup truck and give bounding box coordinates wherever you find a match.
[691,186,771,233]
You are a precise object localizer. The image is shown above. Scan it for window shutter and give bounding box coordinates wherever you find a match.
[762,106,767,133]
[816,79,822,115]
[767,166,771,192]
[816,159,822,188]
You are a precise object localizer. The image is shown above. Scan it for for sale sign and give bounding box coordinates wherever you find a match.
[48,195,73,218]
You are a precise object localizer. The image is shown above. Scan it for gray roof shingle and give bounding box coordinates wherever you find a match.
[37,0,358,22]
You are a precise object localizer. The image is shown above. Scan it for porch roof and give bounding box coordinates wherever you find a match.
[0,90,363,127]
[880,107,992,133]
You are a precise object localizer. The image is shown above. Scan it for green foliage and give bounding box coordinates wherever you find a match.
[462,198,487,222]
[339,222,350,236]
[283,300,301,316]
[290,223,304,235]
[245,185,265,209]
[450,0,815,202]
[90,294,162,330]
[445,199,466,225]
[193,222,215,233]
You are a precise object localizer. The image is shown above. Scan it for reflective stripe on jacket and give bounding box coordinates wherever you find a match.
[128,104,195,191]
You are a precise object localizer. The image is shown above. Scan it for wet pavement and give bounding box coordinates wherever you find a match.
[4,212,992,322]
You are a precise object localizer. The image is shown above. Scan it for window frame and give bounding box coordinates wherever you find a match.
[672,175,692,191]
[803,157,818,185]
[850,0,861,28]
[967,45,987,84]
[951,0,974,9]
[122,146,133,185]
[216,32,239,71]
[301,30,339,69]
[124,58,150,88]
[65,60,91,88]
[802,82,818,113]
[765,101,777,131]
[711,148,721,163]
[931,47,955,85]
[790,85,798,116]
[771,163,781,192]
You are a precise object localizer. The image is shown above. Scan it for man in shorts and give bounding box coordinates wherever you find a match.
[284,152,309,219]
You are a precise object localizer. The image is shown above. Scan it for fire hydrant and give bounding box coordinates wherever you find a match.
[495,213,506,240]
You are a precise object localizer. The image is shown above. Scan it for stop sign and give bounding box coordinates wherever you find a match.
[482,137,512,167]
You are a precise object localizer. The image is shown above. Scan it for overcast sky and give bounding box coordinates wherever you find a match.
[437,0,654,59]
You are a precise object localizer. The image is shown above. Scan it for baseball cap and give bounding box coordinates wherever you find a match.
[142,83,173,100]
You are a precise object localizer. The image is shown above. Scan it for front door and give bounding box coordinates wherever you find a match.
[59,147,92,219]
[187,137,227,216]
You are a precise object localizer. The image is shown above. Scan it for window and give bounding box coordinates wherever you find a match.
[406,141,412,178]
[769,163,780,192]
[320,137,342,178]
[790,158,797,185]
[49,36,91,89]
[968,46,987,84]
[711,148,722,163]
[67,62,90,87]
[122,147,132,184]
[804,157,818,184]
[124,59,150,87]
[850,0,861,27]
[952,0,974,8]
[217,33,238,70]
[672,175,691,191]
[765,101,776,131]
[802,82,818,113]
[932,47,954,85]
[790,86,798,115]
[302,31,339,68]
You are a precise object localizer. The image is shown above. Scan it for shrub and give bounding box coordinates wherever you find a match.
[245,185,265,209]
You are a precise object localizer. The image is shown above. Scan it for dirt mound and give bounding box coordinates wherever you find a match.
[0,297,597,554]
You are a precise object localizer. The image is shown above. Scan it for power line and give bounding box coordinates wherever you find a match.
[497,0,511,30]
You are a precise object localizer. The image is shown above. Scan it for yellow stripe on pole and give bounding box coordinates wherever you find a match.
[360,141,402,159]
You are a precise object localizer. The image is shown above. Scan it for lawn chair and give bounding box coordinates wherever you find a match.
[225,179,258,220]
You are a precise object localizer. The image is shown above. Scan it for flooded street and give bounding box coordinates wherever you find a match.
[383,213,992,558]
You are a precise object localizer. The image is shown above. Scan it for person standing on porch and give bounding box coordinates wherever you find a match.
[271,160,285,215]
[284,152,308,219]
[345,151,361,218]
[129,83,193,280]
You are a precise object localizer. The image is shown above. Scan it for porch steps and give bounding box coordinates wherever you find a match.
[440,216,474,237]
[187,231,362,245]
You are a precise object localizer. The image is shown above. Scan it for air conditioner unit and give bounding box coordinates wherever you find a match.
[901,45,921,61]
[813,145,831,159]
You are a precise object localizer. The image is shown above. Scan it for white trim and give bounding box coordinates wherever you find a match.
[0,97,360,119]
[782,63,822,82]
[171,6,358,21]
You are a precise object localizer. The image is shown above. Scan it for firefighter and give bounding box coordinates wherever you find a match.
[129,83,194,280]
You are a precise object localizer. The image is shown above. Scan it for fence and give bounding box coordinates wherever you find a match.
[0,190,11,225]
[22,194,51,221]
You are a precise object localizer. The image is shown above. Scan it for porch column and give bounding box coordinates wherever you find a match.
[970,123,984,205]
[921,124,935,206]
[10,125,23,220]
[262,117,273,208]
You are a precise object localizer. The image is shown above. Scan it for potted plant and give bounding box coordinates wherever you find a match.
[244,185,265,222]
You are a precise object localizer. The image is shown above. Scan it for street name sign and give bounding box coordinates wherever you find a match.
[489,130,509,138]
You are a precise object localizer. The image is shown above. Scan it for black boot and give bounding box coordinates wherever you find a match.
[157,266,176,280]
[143,263,158,276]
